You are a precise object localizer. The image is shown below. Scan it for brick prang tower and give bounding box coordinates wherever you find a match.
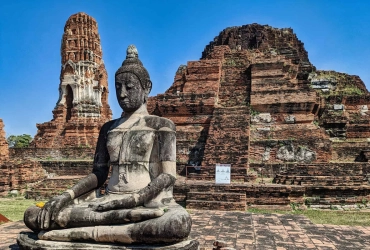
[33,12,112,148]
[0,119,8,162]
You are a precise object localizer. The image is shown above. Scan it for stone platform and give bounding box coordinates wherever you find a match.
[1,210,370,250]
[17,232,198,250]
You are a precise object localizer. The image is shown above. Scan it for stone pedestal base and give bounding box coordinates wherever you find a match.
[17,232,199,250]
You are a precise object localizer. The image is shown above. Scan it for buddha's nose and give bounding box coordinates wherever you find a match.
[119,87,127,98]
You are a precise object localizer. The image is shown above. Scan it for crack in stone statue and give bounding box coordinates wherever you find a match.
[20,45,195,248]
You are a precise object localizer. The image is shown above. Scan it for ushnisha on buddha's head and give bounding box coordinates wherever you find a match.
[115,45,152,113]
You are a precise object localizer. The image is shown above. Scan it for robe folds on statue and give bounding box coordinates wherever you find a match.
[53,114,179,229]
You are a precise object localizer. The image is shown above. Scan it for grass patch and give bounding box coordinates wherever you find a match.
[247,208,370,226]
[2,197,369,227]
[0,197,46,222]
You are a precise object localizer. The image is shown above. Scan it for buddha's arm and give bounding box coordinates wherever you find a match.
[66,121,112,199]
[38,121,112,229]
[134,161,177,204]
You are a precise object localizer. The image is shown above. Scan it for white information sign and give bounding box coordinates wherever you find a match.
[215,164,231,184]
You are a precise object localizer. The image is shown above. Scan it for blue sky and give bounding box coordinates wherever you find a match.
[1,0,370,137]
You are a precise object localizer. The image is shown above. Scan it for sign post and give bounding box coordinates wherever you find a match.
[215,164,231,184]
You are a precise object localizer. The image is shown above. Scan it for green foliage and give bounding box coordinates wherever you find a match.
[342,85,364,96]
[225,58,236,66]
[250,107,260,116]
[330,204,339,210]
[350,112,362,123]
[290,202,300,211]
[7,134,33,148]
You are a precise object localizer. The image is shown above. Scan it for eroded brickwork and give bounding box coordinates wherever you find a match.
[8,22,370,208]
[0,120,47,196]
[148,24,370,179]
[32,12,112,148]
[0,161,46,196]
[147,23,370,211]
[0,119,8,162]
[9,147,94,160]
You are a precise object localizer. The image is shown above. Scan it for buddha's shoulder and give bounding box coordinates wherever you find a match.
[101,119,118,133]
[143,115,176,132]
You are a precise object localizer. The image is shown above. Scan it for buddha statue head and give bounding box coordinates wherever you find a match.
[115,45,152,112]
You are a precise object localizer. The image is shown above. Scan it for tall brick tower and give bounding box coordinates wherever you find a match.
[33,12,112,148]
[0,119,8,162]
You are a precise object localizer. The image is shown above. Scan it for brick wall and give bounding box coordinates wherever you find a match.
[9,147,95,160]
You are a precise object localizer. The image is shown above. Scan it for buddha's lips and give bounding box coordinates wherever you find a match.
[119,100,129,104]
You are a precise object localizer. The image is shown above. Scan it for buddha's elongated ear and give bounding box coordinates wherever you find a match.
[143,80,152,103]
[146,80,152,95]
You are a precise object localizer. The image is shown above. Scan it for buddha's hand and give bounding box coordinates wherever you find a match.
[37,192,72,230]
[89,194,137,212]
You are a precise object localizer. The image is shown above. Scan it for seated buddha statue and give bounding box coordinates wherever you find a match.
[23,45,192,245]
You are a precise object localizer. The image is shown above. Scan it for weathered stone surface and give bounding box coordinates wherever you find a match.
[22,45,196,247]
[32,12,112,148]
[17,232,199,250]
[148,23,370,181]
[0,119,8,162]
[276,142,316,163]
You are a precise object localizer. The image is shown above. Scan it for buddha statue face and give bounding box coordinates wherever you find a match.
[115,72,147,112]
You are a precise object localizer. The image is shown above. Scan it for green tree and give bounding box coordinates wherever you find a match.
[7,134,33,148]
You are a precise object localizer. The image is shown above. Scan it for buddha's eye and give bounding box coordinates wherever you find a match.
[127,83,134,89]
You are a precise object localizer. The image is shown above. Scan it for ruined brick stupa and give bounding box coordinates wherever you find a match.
[148,24,370,173]
[33,12,112,148]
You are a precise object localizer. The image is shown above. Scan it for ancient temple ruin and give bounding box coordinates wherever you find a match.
[148,24,370,170]
[33,12,112,148]
[0,119,9,162]
[4,21,369,211]
[0,119,45,197]
[148,24,370,209]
